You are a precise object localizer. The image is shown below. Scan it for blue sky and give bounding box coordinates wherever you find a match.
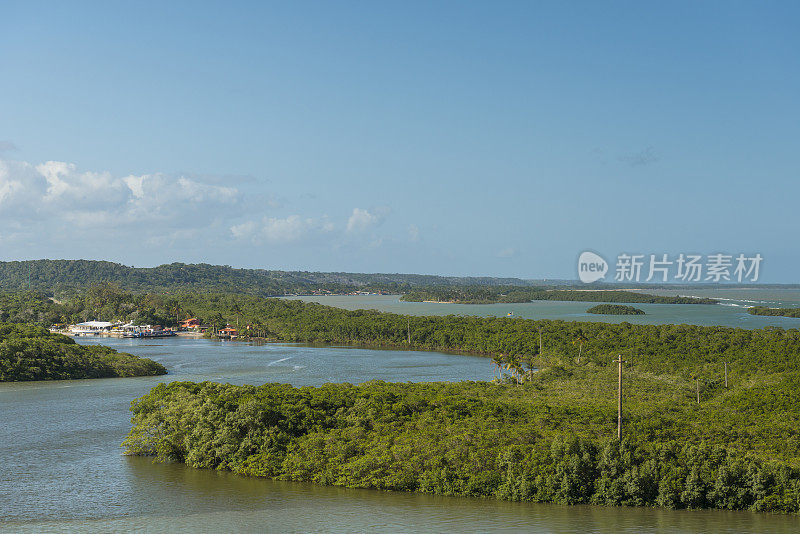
[1,1,798,281]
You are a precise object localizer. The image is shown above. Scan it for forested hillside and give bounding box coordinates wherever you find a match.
[0,259,537,295]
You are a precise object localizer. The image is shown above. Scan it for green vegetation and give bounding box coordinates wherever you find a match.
[401,287,717,305]
[586,304,645,315]
[6,283,800,511]
[0,260,723,306]
[0,259,533,296]
[124,378,800,513]
[114,290,800,513]
[749,306,800,318]
[1,287,792,378]
[0,288,189,327]
[0,323,166,381]
[0,291,65,325]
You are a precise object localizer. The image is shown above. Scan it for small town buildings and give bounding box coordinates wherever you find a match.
[180,317,201,329]
[218,326,238,338]
[69,321,113,335]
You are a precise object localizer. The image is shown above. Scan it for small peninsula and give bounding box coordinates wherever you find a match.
[748,306,800,318]
[0,323,166,381]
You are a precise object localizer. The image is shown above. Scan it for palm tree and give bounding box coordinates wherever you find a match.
[504,354,525,383]
[491,354,504,379]
[172,302,182,325]
[573,329,589,363]
[231,302,242,327]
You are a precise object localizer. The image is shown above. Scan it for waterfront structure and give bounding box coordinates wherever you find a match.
[69,321,113,335]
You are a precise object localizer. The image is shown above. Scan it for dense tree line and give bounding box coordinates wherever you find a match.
[0,323,166,381]
[165,293,800,379]
[401,287,718,305]
[0,291,64,325]
[749,306,800,318]
[0,260,738,303]
[586,304,645,315]
[0,289,181,327]
[114,292,800,465]
[124,380,800,513]
[6,287,800,383]
[0,260,536,296]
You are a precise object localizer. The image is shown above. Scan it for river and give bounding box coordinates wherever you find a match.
[1,338,798,532]
[284,288,800,329]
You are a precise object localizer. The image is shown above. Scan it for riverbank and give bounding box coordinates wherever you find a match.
[51,330,205,339]
[124,377,800,514]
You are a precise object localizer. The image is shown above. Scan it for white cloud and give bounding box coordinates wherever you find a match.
[0,157,396,261]
[346,207,388,233]
[230,220,258,239]
[262,215,313,243]
[231,215,335,244]
[347,208,376,232]
[0,161,26,205]
[0,158,243,240]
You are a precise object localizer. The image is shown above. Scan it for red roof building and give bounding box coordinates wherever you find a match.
[180,318,200,328]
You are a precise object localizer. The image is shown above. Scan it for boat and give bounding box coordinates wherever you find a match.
[122,329,177,339]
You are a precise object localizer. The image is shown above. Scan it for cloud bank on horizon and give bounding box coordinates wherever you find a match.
[0,158,393,266]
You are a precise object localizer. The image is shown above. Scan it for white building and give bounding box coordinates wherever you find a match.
[69,321,113,336]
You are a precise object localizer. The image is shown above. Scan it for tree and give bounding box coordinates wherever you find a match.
[172,302,183,324]
[573,329,588,363]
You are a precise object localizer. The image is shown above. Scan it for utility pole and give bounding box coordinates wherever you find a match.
[407,318,411,344]
[696,378,700,404]
[614,355,624,440]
